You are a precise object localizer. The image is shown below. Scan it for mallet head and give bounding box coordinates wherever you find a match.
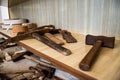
[85,34,115,48]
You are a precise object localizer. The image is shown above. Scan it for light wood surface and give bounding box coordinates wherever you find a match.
[0,30,120,80]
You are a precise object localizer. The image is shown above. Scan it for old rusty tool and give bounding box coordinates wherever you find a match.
[79,34,115,71]
[12,51,33,62]
[0,25,59,49]
[0,25,72,55]
[36,64,56,79]
[60,30,77,43]
[27,55,56,79]
[0,38,5,44]
[32,33,72,56]
[29,63,56,79]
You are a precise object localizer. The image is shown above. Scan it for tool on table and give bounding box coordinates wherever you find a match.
[60,30,77,43]
[0,25,58,48]
[44,33,64,45]
[32,33,72,56]
[0,25,72,56]
[79,34,115,71]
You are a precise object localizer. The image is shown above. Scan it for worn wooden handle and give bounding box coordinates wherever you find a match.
[44,33,64,45]
[79,40,102,71]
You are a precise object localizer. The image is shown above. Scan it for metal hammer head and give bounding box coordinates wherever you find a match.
[86,34,115,48]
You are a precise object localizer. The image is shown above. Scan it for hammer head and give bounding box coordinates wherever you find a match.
[86,34,115,48]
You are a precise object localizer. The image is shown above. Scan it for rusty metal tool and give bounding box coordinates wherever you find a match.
[0,25,56,49]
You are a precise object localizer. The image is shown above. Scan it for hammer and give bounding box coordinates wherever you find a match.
[79,34,115,71]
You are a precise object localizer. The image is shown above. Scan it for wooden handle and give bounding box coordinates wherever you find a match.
[12,25,28,33]
[60,30,77,43]
[44,33,64,45]
[79,40,102,71]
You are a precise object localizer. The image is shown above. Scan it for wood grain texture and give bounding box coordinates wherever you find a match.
[0,30,120,80]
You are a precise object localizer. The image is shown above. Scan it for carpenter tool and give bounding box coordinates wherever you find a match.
[44,33,64,45]
[0,25,72,56]
[79,34,115,71]
[60,30,77,43]
[32,33,72,56]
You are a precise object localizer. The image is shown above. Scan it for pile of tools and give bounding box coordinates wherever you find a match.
[0,25,77,56]
[0,25,77,79]
[0,63,61,80]
[0,24,116,75]
[0,45,63,80]
[79,34,115,71]
[0,45,24,62]
[0,36,62,80]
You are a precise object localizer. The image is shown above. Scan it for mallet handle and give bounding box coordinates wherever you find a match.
[79,40,102,71]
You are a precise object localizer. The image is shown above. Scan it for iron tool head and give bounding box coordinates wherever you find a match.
[85,34,115,48]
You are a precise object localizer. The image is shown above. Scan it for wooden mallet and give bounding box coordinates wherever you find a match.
[79,34,115,71]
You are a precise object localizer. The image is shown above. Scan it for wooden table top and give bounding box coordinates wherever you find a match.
[0,30,120,80]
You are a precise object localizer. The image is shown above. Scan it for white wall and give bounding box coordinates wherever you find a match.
[0,0,9,22]
[0,6,9,21]
[9,0,120,38]
[0,7,1,22]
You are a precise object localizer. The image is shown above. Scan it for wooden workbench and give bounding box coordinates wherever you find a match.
[0,30,120,80]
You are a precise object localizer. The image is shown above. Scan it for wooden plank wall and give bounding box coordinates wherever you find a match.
[9,0,120,38]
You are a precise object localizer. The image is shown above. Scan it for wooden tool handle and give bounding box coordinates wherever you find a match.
[60,30,77,43]
[44,33,64,45]
[79,40,102,71]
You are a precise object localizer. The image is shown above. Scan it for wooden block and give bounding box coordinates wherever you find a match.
[44,33,64,45]
[12,25,28,34]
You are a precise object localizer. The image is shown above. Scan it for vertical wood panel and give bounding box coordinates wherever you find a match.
[9,0,120,38]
